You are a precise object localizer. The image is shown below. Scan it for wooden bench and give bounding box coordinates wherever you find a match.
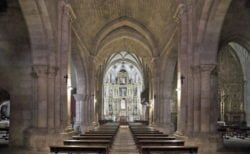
[50,145,108,154]
[134,134,168,137]
[135,136,176,140]
[50,123,119,154]
[137,139,185,146]
[133,132,164,135]
[85,132,115,134]
[140,146,198,154]
[80,134,114,136]
[64,139,112,147]
[72,135,113,140]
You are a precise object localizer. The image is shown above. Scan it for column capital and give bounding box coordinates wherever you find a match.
[32,65,48,77]
[173,3,186,23]
[151,56,160,63]
[63,3,76,21]
[48,66,58,77]
[191,65,200,73]
[73,94,84,101]
[200,64,216,72]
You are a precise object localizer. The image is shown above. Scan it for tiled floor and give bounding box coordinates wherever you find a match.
[110,125,139,154]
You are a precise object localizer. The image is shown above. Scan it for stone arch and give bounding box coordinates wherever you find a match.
[199,0,232,64]
[158,45,178,133]
[0,0,33,146]
[219,35,250,57]
[94,16,158,57]
[18,0,55,65]
[97,28,153,57]
[217,39,250,126]
[71,45,89,132]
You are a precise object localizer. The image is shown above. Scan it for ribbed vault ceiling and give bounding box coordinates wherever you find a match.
[69,0,178,55]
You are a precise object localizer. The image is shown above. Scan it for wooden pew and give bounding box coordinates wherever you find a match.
[137,139,185,146]
[50,145,108,154]
[131,131,161,134]
[85,132,115,135]
[72,135,113,140]
[80,134,114,136]
[129,123,198,154]
[135,136,176,140]
[50,123,119,154]
[64,139,112,147]
[134,134,168,137]
[140,146,198,154]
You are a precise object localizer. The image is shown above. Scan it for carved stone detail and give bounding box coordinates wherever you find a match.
[173,4,186,23]
[48,66,58,78]
[32,65,48,77]
[200,64,216,73]
[191,65,200,73]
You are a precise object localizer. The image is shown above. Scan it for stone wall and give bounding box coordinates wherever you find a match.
[0,0,32,146]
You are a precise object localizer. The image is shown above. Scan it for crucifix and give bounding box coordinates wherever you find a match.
[64,75,68,83]
[181,75,185,85]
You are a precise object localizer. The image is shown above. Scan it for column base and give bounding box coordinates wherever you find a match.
[154,123,174,134]
[23,128,73,152]
[184,133,224,154]
[64,125,74,133]
[73,122,81,133]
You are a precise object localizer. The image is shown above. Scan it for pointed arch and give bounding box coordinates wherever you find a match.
[19,0,55,65]
[199,0,232,64]
[94,16,158,57]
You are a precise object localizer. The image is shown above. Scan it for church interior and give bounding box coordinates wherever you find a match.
[0,0,250,153]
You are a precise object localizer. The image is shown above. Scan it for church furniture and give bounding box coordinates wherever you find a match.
[140,146,198,154]
[72,135,113,140]
[50,145,108,154]
[137,139,185,146]
[63,139,112,148]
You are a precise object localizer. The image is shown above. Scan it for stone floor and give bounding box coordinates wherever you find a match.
[110,125,139,154]
[1,128,250,153]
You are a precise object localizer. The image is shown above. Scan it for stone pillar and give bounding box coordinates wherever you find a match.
[192,65,201,133]
[175,3,187,135]
[81,95,89,132]
[246,80,250,127]
[48,66,58,131]
[73,94,83,132]
[89,56,97,127]
[200,64,216,133]
[245,59,250,126]
[162,97,173,133]
[142,104,147,120]
[57,3,76,131]
[151,57,160,125]
[32,65,48,128]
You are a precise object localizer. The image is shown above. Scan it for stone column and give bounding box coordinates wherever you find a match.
[245,61,250,126]
[32,65,48,128]
[81,95,89,132]
[89,56,97,127]
[192,65,201,133]
[200,64,215,133]
[246,80,250,127]
[175,3,187,135]
[57,3,76,131]
[73,94,83,132]
[162,96,173,133]
[151,57,160,125]
[142,104,147,120]
[48,66,58,131]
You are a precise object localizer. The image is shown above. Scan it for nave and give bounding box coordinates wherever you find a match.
[49,122,198,154]
[109,126,139,154]
[0,0,250,153]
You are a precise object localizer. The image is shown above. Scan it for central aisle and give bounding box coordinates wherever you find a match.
[110,125,139,154]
